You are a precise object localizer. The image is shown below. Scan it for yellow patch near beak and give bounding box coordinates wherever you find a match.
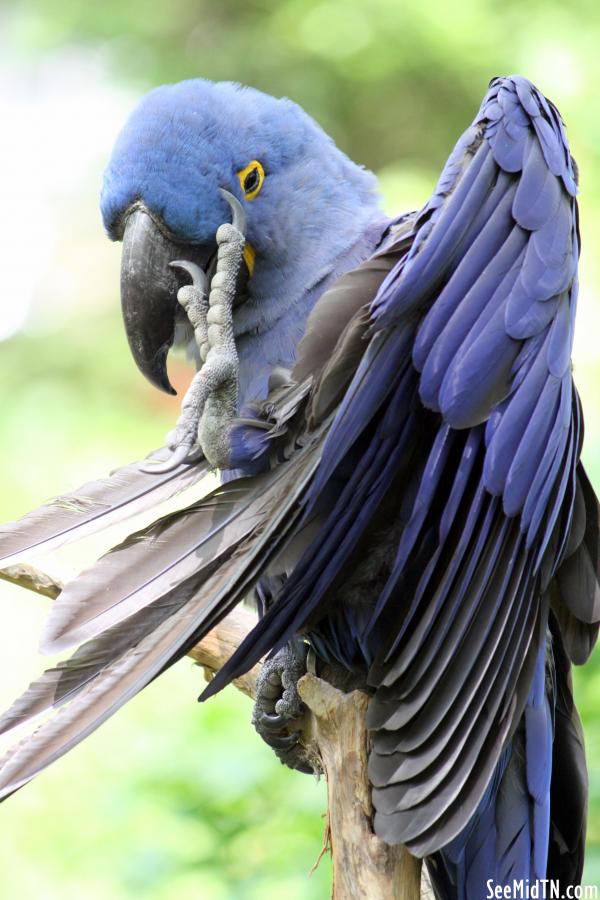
[243,242,256,276]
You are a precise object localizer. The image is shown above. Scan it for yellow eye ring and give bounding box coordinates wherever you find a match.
[237,160,265,201]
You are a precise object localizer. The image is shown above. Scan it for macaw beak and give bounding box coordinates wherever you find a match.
[120,205,214,395]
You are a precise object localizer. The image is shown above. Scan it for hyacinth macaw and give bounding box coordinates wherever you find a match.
[0,74,597,898]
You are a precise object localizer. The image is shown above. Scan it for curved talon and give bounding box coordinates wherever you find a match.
[252,641,313,775]
[260,712,290,730]
[264,732,300,751]
[184,445,205,464]
[219,188,247,235]
[170,260,209,295]
[140,442,196,473]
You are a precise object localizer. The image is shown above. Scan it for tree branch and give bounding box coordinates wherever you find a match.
[187,606,262,699]
[0,563,63,599]
[2,565,427,899]
[185,608,426,899]
[298,673,424,899]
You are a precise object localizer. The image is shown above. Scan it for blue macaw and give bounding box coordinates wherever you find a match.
[0,75,596,898]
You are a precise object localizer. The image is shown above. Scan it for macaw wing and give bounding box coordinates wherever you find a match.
[0,228,415,800]
[0,423,324,798]
[209,76,597,858]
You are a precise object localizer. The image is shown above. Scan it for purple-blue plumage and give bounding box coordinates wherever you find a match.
[503,374,562,516]
[484,344,549,493]
[101,78,388,409]
[87,74,600,891]
[140,73,590,881]
[513,136,561,229]
[0,74,595,898]
[429,642,554,899]
[414,196,523,378]
[369,75,580,563]
[308,326,415,500]
[373,145,497,323]
[521,380,570,535]
[393,425,453,570]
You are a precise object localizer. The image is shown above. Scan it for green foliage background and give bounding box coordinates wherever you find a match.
[1,0,600,896]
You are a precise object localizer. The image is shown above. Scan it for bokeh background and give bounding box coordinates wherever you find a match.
[1,1,600,896]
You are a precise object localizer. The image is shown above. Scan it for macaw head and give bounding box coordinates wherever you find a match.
[100,78,384,395]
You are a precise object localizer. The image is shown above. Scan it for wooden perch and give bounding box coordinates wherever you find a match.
[0,563,63,599]
[1,564,427,899]
[168,607,426,898]
[187,605,262,699]
[297,673,425,900]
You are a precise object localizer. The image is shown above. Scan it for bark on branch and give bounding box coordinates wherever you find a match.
[0,563,63,599]
[2,565,427,899]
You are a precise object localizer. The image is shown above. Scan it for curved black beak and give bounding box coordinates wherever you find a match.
[120,199,250,395]
[120,205,217,395]
[120,206,183,394]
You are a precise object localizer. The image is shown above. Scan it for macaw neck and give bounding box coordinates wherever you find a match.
[235,213,391,408]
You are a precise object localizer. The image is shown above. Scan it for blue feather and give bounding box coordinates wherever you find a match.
[521,375,571,530]
[503,375,562,516]
[487,117,529,172]
[513,134,561,230]
[534,424,576,565]
[419,232,525,411]
[533,114,569,178]
[526,396,572,548]
[547,294,574,377]
[438,301,518,428]
[373,143,497,323]
[514,76,542,117]
[392,425,453,571]
[376,486,496,669]
[521,234,574,302]
[505,289,561,340]
[484,342,549,494]
[413,181,518,372]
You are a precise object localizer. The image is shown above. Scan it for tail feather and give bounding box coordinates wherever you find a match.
[42,442,320,656]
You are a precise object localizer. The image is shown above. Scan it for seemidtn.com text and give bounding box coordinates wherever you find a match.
[486,882,598,899]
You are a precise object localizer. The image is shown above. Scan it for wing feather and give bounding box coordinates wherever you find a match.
[0,449,209,568]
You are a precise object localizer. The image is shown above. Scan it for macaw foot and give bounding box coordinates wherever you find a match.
[252,639,316,775]
[143,189,245,473]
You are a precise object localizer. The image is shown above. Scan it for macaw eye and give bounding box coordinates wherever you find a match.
[237,160,265,200]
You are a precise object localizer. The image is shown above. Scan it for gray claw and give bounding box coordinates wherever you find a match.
[152,190,243,472]
[170,259,208,295]
[140,442,194,474]
[260,712,290,730]
[219,188,246,235]
[265,732,300,751]
[285,759,313,776]
[252,640,314,775]
[184,446,205,464]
